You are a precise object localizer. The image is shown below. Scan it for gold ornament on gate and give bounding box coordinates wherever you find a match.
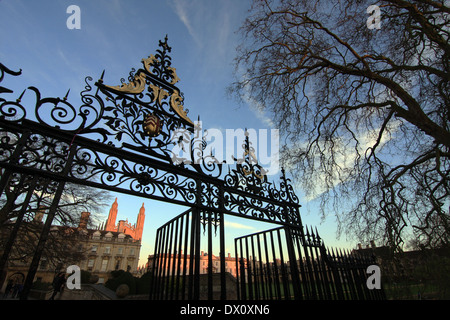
[143,113,162,138]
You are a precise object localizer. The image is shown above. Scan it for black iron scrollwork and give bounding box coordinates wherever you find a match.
[142,36,180,86]
[0,63,25,121]
[0,63,22,94]
[0,37,302,227]
[91,36,194,161]
[224,132,268,195]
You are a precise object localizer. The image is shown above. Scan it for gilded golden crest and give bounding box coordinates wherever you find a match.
[170,90,193,125]
[142,56,180,85]
[104,71,146,94]
[149,84,169,104]
[143,113,162,138]
[102,45,194,127]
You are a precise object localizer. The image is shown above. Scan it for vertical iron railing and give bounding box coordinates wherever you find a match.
[149,208,227,300]
[150,209,194,300]
[235,227,293,300]
[19,143,77,299]
[235,225,386,300]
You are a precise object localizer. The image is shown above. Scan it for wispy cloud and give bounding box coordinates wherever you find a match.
[287,121,401,202]
[169,0,202,47]
[167,0,240,63]
[225,221,255,230]
[238,72,276,128]
[106,0,124,24]
[247,98,276,129]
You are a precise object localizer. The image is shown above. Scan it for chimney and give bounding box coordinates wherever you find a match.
[370,240,376,249]
[78,212,90,229]
[228,253,231,258]
[358,243,362,250]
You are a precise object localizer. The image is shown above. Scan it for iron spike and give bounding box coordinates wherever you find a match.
[331,247,336,258]
[63,89,70,101]
[16,89,26,103]
[310,226,315,241]
[305,226,310,239]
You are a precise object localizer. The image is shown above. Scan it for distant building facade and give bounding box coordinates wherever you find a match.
[0,198,146,292]
[146,251,239,279]
[75,214,142,284]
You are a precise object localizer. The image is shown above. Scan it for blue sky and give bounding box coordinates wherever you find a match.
[0,0,354,267]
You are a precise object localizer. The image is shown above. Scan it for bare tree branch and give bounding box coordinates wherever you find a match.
[230,0,449,250]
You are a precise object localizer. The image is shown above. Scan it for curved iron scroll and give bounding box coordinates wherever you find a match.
[0,37,302,227]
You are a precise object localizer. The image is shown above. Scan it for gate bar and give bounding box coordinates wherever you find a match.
[20,143,77,300]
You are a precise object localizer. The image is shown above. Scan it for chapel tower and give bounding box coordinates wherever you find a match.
[104,198,146,241]
[135,203,145,241]
[106,197,119,231]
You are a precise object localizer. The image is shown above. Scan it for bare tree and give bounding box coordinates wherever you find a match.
[1,179,110,227]
[230,0,449,251]
[0,180,112,268]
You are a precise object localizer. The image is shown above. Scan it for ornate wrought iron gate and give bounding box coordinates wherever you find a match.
[235,226,386,300]
[0,37,384,300]
[148,208,227,300]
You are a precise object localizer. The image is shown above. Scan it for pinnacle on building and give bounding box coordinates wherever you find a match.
[104,198,145,241]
